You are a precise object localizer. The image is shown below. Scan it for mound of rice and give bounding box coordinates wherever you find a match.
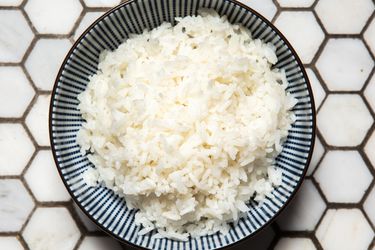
[77,10,296,240]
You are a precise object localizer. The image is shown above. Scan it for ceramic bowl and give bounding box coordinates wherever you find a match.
[49,0,316,249]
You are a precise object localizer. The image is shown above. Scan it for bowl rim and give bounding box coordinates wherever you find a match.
[49,0,316,249]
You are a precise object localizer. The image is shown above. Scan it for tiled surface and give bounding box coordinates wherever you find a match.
[316,209,374,250]
[24,0,83,34]
[315,151,373,203]
[0,179,34,232]
[318,94,373,147]
[0,0,374,249]
[25,39,72,91]
[23,207,81,250]
[24,150,70,202]
[276,180,326,231]
[274,11,324,64]
[274,238,316,250]
[316,38,373,91]
[315,0,374,34]
[0,9,34,63]
[0,67,35,117]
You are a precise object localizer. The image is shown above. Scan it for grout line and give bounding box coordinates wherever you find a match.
[369,237,375,250]
[361,67,375,94]
[18,234,31,250]
[361,10,375,37]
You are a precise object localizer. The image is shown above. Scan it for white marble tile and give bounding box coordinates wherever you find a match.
[277,180,325,231]
[364,185,375,227]
[318,94,373,146]
[365,130,375,170]
[25,150,70,202]
[78,237,122,250]
[23,207,80,250]
[73,203,100,232]
[0,10,34,63]
[239,0,277,20]
[316,38,373,91]
[365,17,375,56]
[0,67,35,118]
[0,124,35,176]
[24,0,82,34]
[0,0,23,6]
[306,68,326,109]
[307,136,324,176]
[277,0,315,7]
[0,179,34,232]
[0,237,24,250]
[83,0,120,7]
[73,11,105,41]
[25,39,71,91]
[275,237,316,250]
[25,95,51,146]
[315,0,374,34]
[275,12,324,64]
[364,74,375,113]
[316,209,374,250]
[315,150,372,203]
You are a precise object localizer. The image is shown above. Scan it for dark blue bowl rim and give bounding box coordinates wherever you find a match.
[49,0,316,249]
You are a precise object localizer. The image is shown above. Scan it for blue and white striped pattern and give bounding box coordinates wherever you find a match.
[49,0,315,249]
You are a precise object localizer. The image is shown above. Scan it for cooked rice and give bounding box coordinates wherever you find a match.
[77,10,296,240]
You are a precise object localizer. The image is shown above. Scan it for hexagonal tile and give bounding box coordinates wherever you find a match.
[318,94,373,147]
[25,39,71,91]
[306,68,325,109]
[0,124,35,175]
[276,0,315,7]
[365,130,375,169]
[275,237,316,250]
[25,95,51,146]
[316,39,374,91]
[239,0,277,20]
[275,12,324,64]
[0,67,35,118]
[364,184,375,227]
[0,0,23,6]
[78,237,122,250]
[0,179,34,232]
[73,11,105,41]
[277,180,325,231]
[315,150,372,203]
[365,17,375,56]
[364,74,375,113]
[25,150,70,202]
[25,0,82,34]
[83,0,120,7]
[315,0,374,34]
[307,136,324,176]
[73,203,100,232]
[0,237,24,250]
[316,209,374,250]
[0,10,34,63]
[23,207,81,250]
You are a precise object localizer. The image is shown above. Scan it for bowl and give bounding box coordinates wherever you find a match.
[49,0,316,249]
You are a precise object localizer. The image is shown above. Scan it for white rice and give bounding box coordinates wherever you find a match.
[77,10,296,241]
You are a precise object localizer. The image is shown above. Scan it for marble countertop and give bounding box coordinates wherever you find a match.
[0,0,374,249]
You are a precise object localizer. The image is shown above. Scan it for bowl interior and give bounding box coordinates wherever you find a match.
[50,0,315,249]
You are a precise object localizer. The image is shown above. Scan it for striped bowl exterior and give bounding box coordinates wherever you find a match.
[49,0,315,249]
